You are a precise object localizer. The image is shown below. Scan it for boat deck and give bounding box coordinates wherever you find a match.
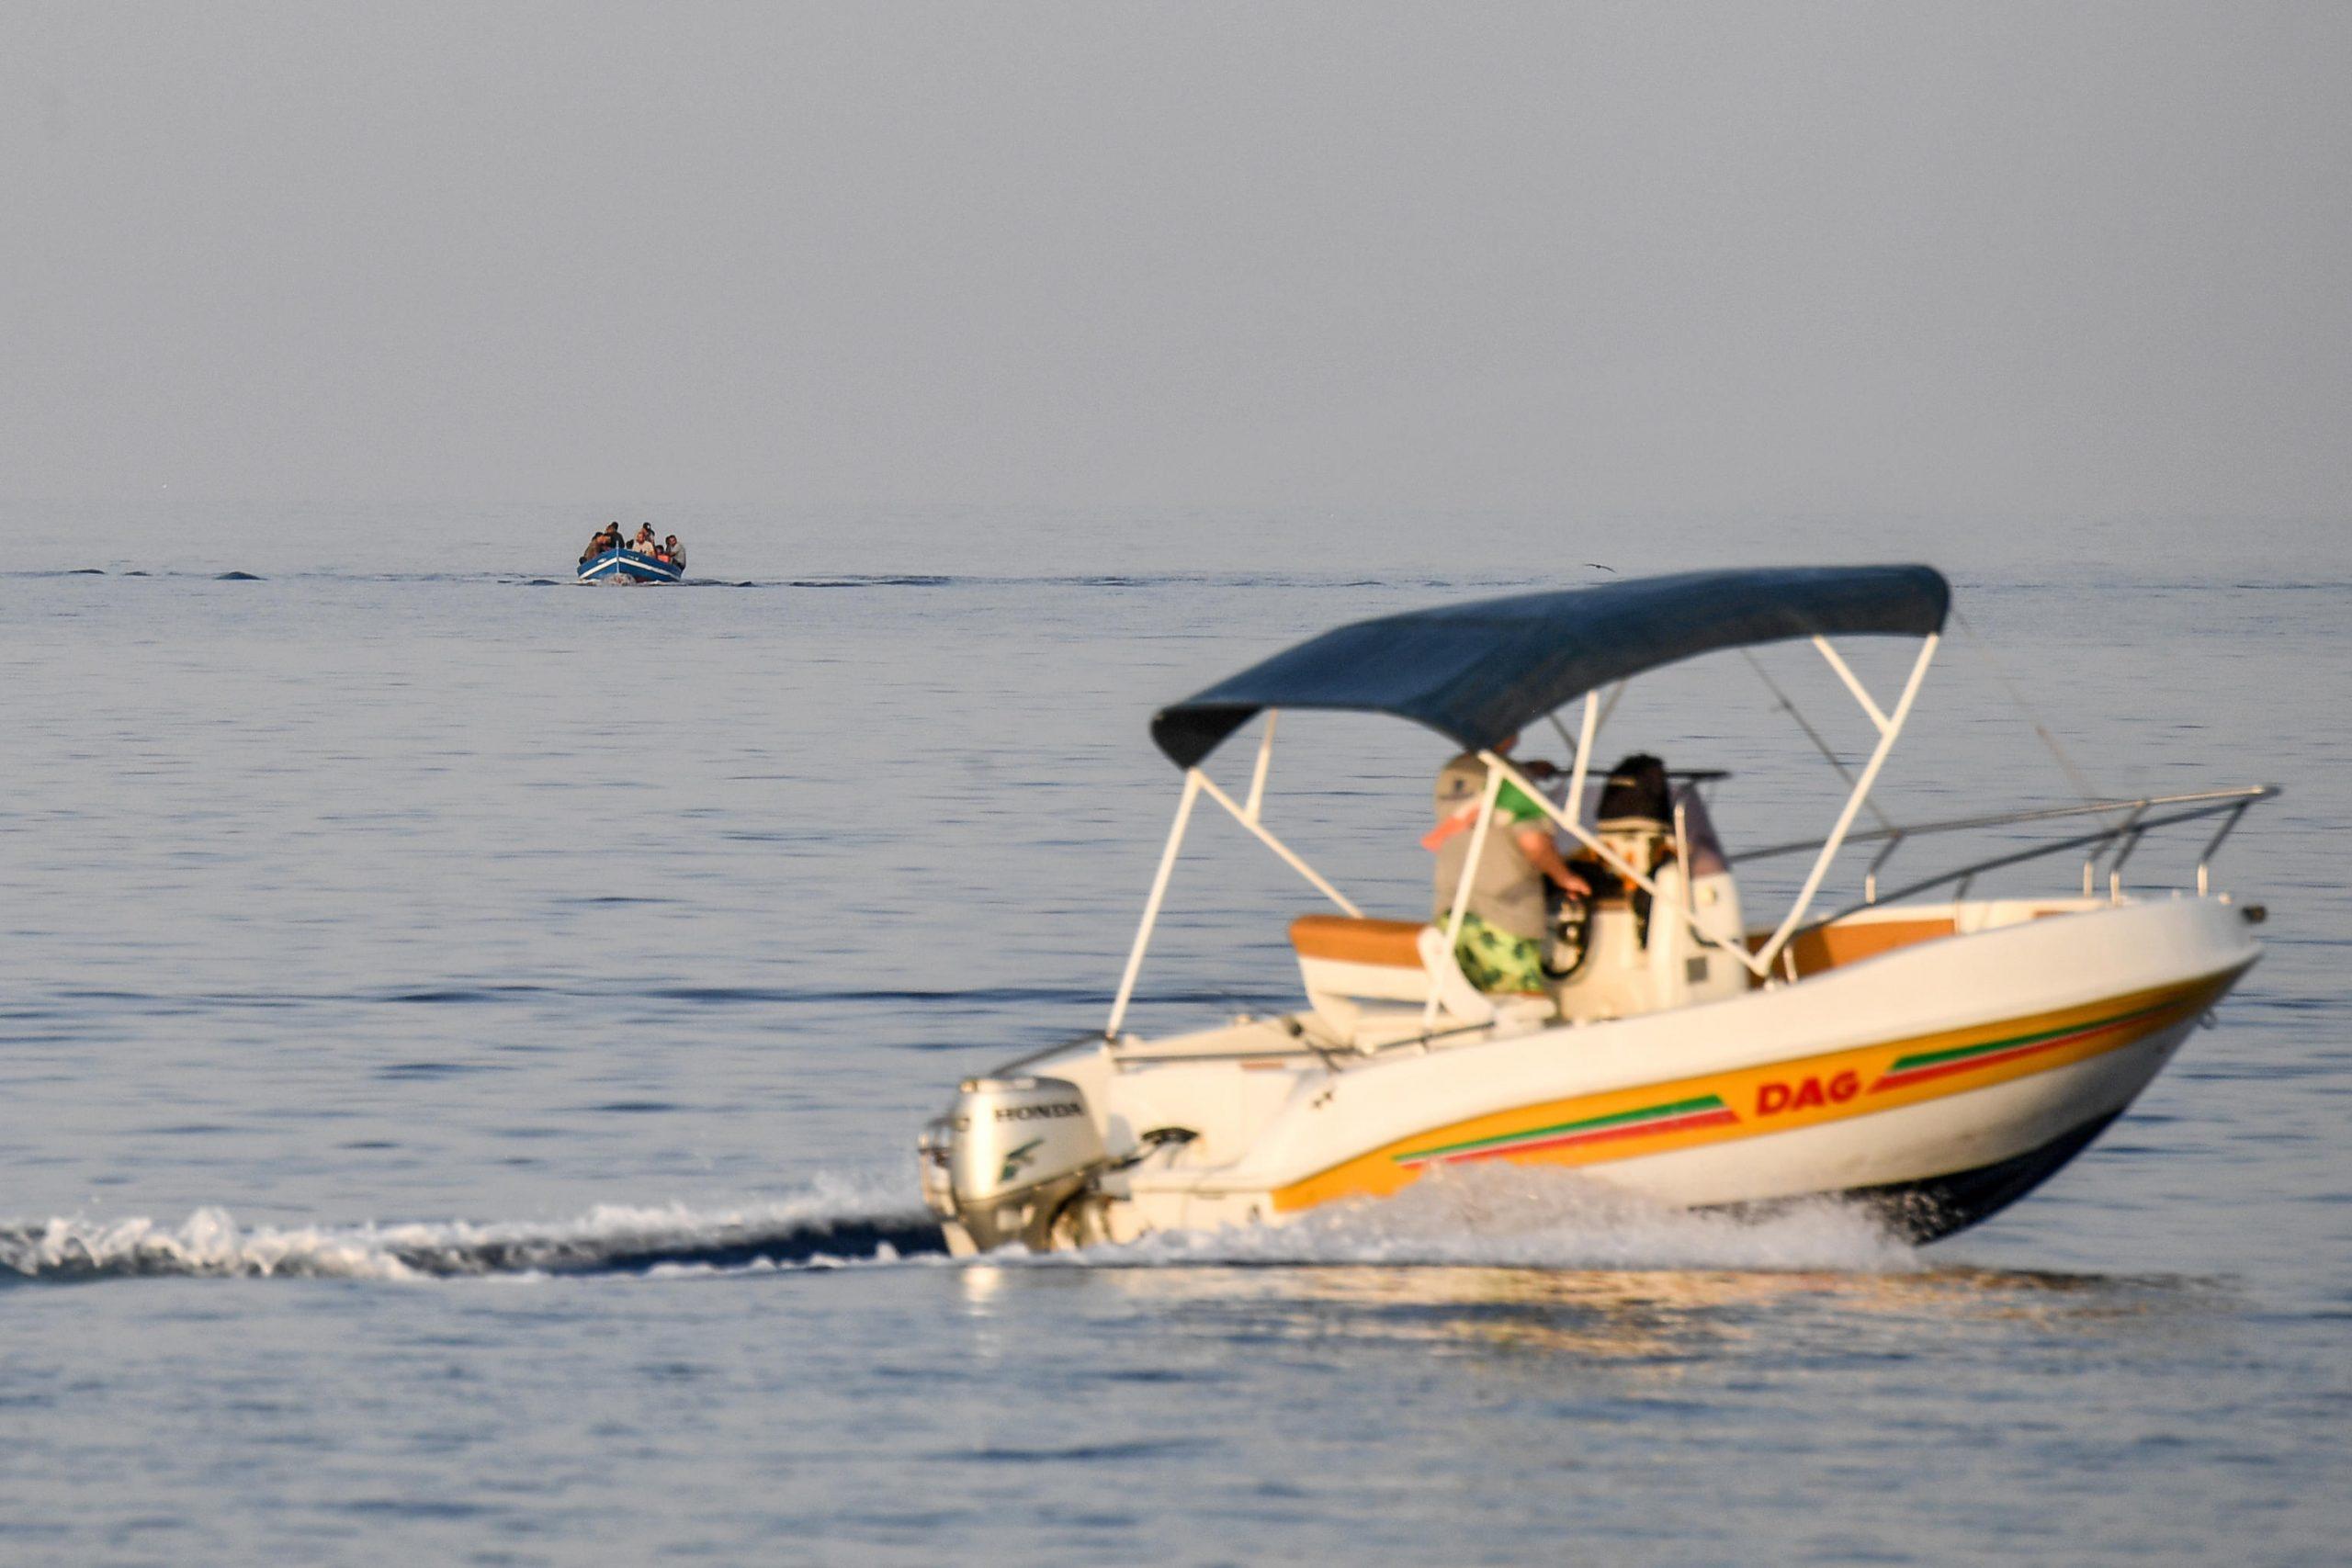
[1109,895,2124,1074]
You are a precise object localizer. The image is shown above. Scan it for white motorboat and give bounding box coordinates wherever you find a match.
[919,567,2274,1254]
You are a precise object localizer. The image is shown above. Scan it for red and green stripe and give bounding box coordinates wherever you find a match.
[1870,998,2183,1093]
[1395,1094,1738,1168]
[1384,987,2200,1172]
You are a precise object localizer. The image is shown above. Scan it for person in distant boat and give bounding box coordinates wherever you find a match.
[662,534,684,569]
[582,525,616,563]
[1425,736,1589,994]
[633,524,659,554]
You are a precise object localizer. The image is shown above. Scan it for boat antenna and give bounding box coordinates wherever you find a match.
[1739,649,1901,836]
[1950,607,2117,821]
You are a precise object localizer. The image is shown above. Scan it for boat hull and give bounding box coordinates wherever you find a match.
[1259,971,2226,1216]
[1834,1108,2121,1241]
[577,547,684,584]
[1578,1010,2205,1239]
[1057,896,2260,1247]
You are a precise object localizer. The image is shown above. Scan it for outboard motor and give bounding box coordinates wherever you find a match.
[922,1076,1108,1254]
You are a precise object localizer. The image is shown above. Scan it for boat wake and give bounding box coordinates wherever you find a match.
[1052,1165,1924,1274]
[1,1168,1921,1286]
[0,1179,948,1284]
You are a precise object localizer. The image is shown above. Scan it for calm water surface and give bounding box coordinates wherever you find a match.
[2,511,2346,1564]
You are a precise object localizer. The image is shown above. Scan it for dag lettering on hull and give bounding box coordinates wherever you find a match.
[1757,1071,1860,1117]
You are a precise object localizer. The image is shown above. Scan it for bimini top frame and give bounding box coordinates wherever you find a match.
[1103,568,1952,1040]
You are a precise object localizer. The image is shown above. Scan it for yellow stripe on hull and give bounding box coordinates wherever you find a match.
[1271,968,2243,1214]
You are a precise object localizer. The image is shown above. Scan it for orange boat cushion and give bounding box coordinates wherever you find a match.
[1289,915,1428,969]
[1749,916,1959,978]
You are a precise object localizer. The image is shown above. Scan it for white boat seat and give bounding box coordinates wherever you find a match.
[1288,915,1544,1046]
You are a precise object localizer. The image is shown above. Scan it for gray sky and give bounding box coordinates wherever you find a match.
[5,2,2347,518]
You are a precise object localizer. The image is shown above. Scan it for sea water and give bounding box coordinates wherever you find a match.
[2,506,2346,1565]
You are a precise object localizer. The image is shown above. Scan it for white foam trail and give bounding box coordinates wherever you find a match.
[1053,1165,1923,1273]
[0,1173,940,1282]
[0,1207,424,1281]
[3,1169,1920,1282]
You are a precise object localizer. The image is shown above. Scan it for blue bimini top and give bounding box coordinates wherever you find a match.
[1148,565,1950,769]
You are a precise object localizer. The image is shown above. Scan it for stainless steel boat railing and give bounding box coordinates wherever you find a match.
[1732,784,2278,935]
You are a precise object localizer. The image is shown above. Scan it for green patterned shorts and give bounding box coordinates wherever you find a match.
[1453,913,1547,995]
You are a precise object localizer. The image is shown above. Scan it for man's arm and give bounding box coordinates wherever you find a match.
[1515,825,1590,897]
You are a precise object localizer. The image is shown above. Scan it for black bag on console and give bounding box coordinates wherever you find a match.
[1597,753,1670,826]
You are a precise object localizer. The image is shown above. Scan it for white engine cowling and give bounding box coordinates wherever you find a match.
[929,1076,1108,1253]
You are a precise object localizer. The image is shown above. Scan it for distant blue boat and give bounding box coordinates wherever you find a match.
[577,547,684,584]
